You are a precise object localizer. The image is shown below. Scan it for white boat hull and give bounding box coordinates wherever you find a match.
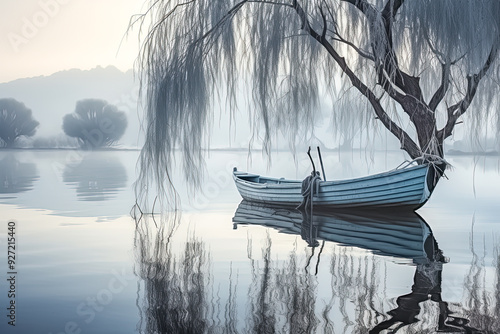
[233,164,440,210]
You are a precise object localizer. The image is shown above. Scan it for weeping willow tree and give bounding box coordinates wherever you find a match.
[133,0,500,194]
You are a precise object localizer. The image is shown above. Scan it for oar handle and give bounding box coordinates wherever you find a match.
[307,146,316,173]
[317,146,326,181]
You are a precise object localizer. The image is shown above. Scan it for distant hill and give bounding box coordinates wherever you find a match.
[0,66,142,148]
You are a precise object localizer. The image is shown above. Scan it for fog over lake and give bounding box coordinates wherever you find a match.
[2,0,500,332]
[0,149,499,333]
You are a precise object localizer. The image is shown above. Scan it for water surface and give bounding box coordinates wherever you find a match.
[0,149,499,333]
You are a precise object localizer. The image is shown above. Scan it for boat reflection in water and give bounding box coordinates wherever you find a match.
[234,201,482,333]
[133,202,491,333]
[234,200,436,264]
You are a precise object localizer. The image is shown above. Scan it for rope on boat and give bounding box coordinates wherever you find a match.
[297,171,322,217]
[395,155,451,187]
[424,155,450,186]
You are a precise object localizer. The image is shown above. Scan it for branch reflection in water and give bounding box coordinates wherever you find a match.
[459,221,500,333]
[133,202,499,333]
[134,213,236,333]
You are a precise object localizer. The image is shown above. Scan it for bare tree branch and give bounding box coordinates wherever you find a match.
[381,0,404,22]
[438,40,499,140]
[428,61,451,112]
[330,34,374,61]
[342,0,423,112]
[194,0,250,45]
[319,5,327,40]
[292,0,421,158]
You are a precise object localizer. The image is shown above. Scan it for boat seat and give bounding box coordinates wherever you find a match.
[238,174,260,183]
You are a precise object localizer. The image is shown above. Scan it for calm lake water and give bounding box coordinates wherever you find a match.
[0,149,499,333]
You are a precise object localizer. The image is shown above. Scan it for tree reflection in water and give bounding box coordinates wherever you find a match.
[369,234,475,333]
[0,154,38,195]
[63,154,127,201]
[134,207,499,333]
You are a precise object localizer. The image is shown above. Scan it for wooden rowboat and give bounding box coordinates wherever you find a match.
[233,162,443,211]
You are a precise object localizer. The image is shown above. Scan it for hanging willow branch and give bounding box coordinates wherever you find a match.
[131,0,500,204]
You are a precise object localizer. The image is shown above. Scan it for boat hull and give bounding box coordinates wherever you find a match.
[233,164,439,210]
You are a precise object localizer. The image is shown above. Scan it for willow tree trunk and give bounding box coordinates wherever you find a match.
[400,101,444,160]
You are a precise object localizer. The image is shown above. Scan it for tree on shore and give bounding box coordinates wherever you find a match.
[0,98,39,148]
[133,0,500,189]
[62,99,128,149]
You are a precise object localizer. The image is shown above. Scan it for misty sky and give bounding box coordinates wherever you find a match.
[0,0,144,83]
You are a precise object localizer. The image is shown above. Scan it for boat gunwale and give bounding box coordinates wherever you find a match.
[233,163,433,210]
[235,172,426,195]
[233,163,428,187]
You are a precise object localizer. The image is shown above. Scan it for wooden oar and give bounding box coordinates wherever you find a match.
[307,146,316,173]
[317,146,326,181]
